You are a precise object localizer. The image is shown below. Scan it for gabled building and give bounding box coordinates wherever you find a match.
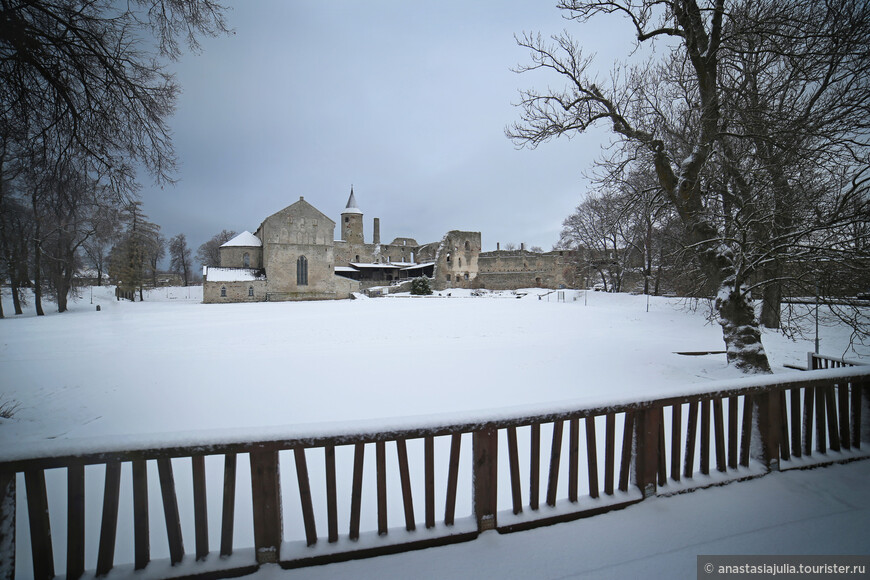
[203,188,573,303]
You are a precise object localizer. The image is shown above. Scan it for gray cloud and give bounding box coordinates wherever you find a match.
[142,1,635,260]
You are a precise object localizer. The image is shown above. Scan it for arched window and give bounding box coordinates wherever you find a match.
[243,252,250,267]
[220,286,227,297]
[465,240,470,251]
[248,286,254,297]
[297,255,308,286]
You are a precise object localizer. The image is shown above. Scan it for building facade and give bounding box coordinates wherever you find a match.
[203,189,572,303]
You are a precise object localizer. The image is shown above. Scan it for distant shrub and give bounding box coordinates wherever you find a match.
[410,277,433,295]
[0,396,20,419]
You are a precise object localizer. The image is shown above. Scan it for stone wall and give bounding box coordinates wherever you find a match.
[203,280,268,303]
[256,198,337,298]
[477,250,573,290]
[432,231,481,290]
[220,245,262,268]
[334,273,360,298]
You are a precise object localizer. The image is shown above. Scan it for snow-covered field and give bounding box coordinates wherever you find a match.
[2,285,864,448]
[1,286,868,578]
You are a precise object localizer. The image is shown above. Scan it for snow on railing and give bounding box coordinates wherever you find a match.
[1,361,869,579]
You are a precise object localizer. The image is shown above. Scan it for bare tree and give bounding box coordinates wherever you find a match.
[509,0,869,371]
[82,208,121,287]
[1,1,229,313]
[145,234,167,288]
[560,191,631,292]
[169,233,193,286]
[196,229,237,268]
[1,0,229,193]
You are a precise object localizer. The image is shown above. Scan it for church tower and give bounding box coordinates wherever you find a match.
[341,186,364,245]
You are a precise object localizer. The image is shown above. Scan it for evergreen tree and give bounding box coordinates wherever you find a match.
[110,201,161,300]
[411,277,433,295]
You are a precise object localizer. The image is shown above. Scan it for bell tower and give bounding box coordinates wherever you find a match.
[341,186,364,245]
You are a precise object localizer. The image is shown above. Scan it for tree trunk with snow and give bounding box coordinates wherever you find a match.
[717,279,771,373]
[508,0,784,373]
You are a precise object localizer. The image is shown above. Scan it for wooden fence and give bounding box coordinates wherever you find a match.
[1,358,868,579]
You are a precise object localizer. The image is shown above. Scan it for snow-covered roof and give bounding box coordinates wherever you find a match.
[221,231,262,248]
[349,262,400,269]
[334,266,358,272]
[205,267,265,282]
[342,187,363,215]
[402,262,435,270]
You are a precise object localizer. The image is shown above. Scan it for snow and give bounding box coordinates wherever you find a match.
[1,286,866,448]
[220,231,262,247]
[262,459,870,580]
[402,261,435,269]
[1,286,868,578]
[349,262,400,269]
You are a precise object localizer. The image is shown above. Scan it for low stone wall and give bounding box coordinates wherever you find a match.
[334,274,360,298]
[476,272,551,290]
[203,280,268,303]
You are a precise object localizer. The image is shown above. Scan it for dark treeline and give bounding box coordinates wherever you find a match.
[0,0,229,316]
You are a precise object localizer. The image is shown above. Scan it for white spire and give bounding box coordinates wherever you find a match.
[343,185,362,215]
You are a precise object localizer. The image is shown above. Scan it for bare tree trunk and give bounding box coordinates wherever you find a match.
[32,240,44,315]
[760,269,782,329]
[54,255,73,313]
[10,277,22,315]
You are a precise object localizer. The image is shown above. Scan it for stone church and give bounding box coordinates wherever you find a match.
[203,189,573,303]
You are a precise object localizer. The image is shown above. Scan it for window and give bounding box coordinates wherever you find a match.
[458,257,462,267]
[446,253,451,262]
[243,252,250,267]
[297,255,309,285]
[220,286,226,297]
[465,241,471,250]
[248,286,254,297]
[345,217,349,223]
[355,255,360,262]
[464,273,469,281]
[446,274,451,282]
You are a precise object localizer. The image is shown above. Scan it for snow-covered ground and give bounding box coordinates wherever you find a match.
[1,286,868,578]
[2,285,864,448]
[264,459,870,580]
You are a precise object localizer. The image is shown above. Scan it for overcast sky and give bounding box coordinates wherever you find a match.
[140,1,638,260]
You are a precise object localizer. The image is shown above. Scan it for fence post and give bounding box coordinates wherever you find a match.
[0,472,14,580]
[861,380,870,448]
[473,428,498,532]
[632,406,661,498]
[250,449,283,564]
[752,391,781,471]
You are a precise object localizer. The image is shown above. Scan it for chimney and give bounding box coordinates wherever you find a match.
[373,217,381,245]
[497,242,500,251]
[521,242,525,251]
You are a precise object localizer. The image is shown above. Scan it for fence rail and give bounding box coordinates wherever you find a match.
[1,359,868,580]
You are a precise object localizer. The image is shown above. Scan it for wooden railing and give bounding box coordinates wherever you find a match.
[1,362,869,579]
[809,352,867,370]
